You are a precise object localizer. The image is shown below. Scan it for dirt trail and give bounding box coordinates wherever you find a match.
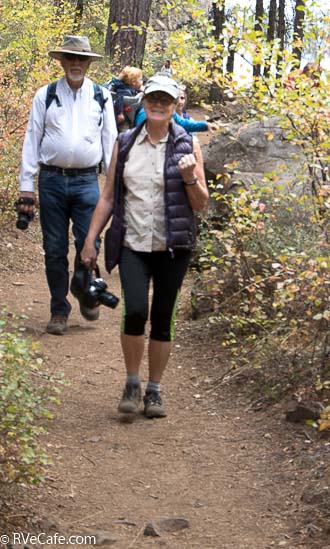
[1,226,310,549]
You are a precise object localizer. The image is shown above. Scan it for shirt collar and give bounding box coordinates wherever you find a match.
[136,124,169,146]
[61,76,88,97]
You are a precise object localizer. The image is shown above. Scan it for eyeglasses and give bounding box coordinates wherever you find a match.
[145,93,175,106]
[63,53,91,62]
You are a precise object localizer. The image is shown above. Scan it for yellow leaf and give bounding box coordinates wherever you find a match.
[319,420,330,432]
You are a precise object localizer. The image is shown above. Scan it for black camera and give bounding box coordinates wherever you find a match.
[14,197,35,230]
[70,262,119,310]
[84,277,119,309]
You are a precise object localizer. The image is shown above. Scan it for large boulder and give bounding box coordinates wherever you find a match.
[202,116,305,189]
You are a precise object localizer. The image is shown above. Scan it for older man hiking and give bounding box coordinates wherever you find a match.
[17,35,117,335]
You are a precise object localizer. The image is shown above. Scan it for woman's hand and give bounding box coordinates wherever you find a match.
[80,240,98,270]
[178,153,197,183]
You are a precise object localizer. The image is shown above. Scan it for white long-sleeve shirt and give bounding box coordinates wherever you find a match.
[19,76,118,192]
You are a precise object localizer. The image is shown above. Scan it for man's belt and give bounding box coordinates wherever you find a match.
[40,164,98,176]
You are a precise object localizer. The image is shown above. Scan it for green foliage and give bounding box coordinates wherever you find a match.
[0,0,108,227]
[197,174,329,399]
[189,12,330,399]
[0,311,65,484]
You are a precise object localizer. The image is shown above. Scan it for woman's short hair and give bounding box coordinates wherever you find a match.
[119,66,143,86]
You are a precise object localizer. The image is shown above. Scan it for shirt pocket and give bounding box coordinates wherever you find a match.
[45,104,66,131]
[85,107,103,143]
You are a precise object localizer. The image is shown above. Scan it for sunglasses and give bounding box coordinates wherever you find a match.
[63,53,91,62]
[145,93,175,106]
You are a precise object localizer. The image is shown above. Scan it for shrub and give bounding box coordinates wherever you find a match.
[0,311,64,484]
[194,184,330,400]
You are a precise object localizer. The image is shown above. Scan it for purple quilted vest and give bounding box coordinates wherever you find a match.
[105,121,196,273]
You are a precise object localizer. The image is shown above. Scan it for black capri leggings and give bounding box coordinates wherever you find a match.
[119,247,191,342]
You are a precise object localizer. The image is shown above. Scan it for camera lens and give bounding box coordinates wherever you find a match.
[99,292,119,309]
[16,214,30,231]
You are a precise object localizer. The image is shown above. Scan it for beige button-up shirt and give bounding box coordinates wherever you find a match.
[123,126,168,252]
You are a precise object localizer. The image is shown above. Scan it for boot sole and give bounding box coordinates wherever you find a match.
[46,325,67,335]
[118,402,140,414]
[144,407,167,418]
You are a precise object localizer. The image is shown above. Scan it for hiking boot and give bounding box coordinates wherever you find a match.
[46,314,68,335]
[143,391,167,418]
[118,384,142,414]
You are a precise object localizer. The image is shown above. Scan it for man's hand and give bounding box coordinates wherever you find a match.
[18,191,36,214]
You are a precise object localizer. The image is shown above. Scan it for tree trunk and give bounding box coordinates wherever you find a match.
[253,0,263,77]
[226,40,235,75]
[292,0,306,63]
[212,1,225,41]
[276,0,285,78]
[208,2,226,103]
[74,0,84,32]
[53,0,65,17]
[105,0,152,69]
[264,0,277,78]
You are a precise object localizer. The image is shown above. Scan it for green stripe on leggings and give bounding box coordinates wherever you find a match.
[120,290,126,333]
[170,290,180,341]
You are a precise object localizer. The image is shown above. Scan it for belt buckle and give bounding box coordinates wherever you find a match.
[62,167,72,176]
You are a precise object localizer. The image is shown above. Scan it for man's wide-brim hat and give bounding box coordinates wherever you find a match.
[48,35,102,61]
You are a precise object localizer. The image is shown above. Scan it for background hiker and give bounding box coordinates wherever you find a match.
[103,66,143,131]
[135,97,213,133]
[160,59,173,77]
[176,85,190,118]
[80,74,209,419]
[18,35,117,335]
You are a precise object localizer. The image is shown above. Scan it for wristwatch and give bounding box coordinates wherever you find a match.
[184,177,198,186]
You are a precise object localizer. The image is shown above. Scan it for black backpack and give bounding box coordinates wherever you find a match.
[45,81,107,123]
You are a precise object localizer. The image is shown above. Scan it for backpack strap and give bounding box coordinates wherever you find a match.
[46,82,107,113]
[45,81,61,110]
[93,83,108,113]
[93,83,108,172]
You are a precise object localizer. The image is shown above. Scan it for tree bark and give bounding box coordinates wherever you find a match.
[264,0,277,78]
[209,1,226,103]
[105,0,152,69]
[276,0,285,78]
[253,0,263,77]
[226,39,235,75]
[74,0,84,32]
[212,1,225,41]
[292,0,306,63]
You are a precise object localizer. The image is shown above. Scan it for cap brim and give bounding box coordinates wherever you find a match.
[144,85,177,99]
[48,50,102,61]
